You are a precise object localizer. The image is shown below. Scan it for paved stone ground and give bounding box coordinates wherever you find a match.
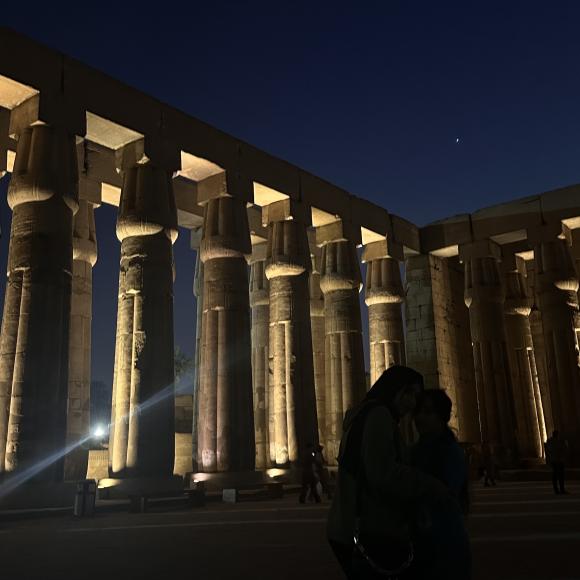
[0,481,578,579]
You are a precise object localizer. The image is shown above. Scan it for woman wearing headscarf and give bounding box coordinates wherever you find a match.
[327,365,453,579]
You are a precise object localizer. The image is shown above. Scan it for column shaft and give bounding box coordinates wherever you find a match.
[196,196,254,472]
[365,257,405,383]
[109,164,177,478]
[535,238,580,461]
[191,247,203,472]
[503,266,545,459]
[64,200,97,480]
[0,125,78,481]
[465,255,517,461]
[266,219,318,465]
[250,250,270,469]
[320,239,366,462]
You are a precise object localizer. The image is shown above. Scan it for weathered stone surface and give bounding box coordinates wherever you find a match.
[464,253,517,463]
[109,163,177,478]
[365,256,405,382]
[405,255,479,442]
[265,218,318,465]
[197,196,255,473]
[0,124,78,482]
[503,262,545,459]
[308,236,326,448]
[320,239,366,463]
[191,228,202,472]
[534,237,580,463]
[64,199,98,480]
[174,394,193,477]
[250,245,270,469]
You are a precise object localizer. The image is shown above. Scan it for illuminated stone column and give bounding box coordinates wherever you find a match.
[249,242,270,469]
[318,220,366,463]
[363,240,406,383]
[190,228,203,472]
[64,198,98,480]
[265,200,318,466]
[531,226,580,462]
[525,260,554,435]
[196,194,254,473]
[565,225,580,311]
[503,255,545,460]
[0,124,78,481]
[308,231,326,447]
[462,241,517,463]
[109,161,178,479]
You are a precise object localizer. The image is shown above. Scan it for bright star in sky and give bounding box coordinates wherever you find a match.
[456,137,460,144]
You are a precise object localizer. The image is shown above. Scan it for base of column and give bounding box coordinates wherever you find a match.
[98,476,184,500]
[0,481,77,510]
[186,469,299,491]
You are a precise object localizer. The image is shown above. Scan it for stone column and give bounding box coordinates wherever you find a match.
[565,226,580,308]
[0,124,78,481]
[462,241,517,463]
[265,200,318,466]
[503,255,545,460]
[531,226,580,462]
[196,194,255,473]
[249,242,270,469]
[317,221,366,463]
[109,161,178,479]
[363,240,406,383]
[64,199,98,480]
[308,231,326,448]
[190,229,203,472]
[526,260,554,435]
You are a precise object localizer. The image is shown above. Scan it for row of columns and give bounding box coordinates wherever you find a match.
[1,122,579,486]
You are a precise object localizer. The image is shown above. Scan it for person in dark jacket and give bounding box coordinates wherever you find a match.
[299,443,321,503]
[327,366,453,579]
[411,388,471,580]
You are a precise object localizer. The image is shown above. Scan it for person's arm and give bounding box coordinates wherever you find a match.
[362,406,450,502]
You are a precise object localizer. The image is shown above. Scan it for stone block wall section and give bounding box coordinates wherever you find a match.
[406,255,479,442]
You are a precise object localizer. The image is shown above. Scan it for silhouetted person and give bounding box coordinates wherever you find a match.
[314,444,332,499]
[327,365,453,579]
[411,389,471,579]
[545,430,569,495]
[299,444,321,504]
[481,441,496,487]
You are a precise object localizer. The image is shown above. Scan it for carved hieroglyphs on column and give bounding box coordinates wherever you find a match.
[318,222,366,462]
[0,124,78,481]
[65,198,98,480]
[250,242,270,469]
[462,242,517,462]
[532,227,580,462]
[109,160,178,479]
[197,194,255,472]
[363,240,406,383]
[308,231,326,448]
[265,200,318,465]
[503,256,545,459]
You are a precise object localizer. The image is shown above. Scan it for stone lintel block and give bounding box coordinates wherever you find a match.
[361,238,404,263]
[563,225,580,259]
[0,106,9,173]
[350,196,391,238]
[9,93,85,137]
[262,198,311,226]
[249,241,268,263]
[527,223,565,246]
[540,185,580,224]
[420,214,472,254]
[172,176,204,228]
[115,136,181,173]
[248,204,268,243]
[300,172,351,217]
[79,176,102,205]
[459,239,501,262]
[391,215,420,254]
[315,218,361,247]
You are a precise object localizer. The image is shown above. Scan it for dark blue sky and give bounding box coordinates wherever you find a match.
[2,1,580,386]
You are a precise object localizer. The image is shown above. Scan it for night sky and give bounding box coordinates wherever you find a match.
[2,2,580,388]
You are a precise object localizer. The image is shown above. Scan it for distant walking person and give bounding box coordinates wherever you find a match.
[481,441,496,487]
[545,431,569,495]
[299,444,321,503]
[313,445,332,499]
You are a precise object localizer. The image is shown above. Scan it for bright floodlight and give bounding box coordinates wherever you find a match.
[92,425,106,438]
